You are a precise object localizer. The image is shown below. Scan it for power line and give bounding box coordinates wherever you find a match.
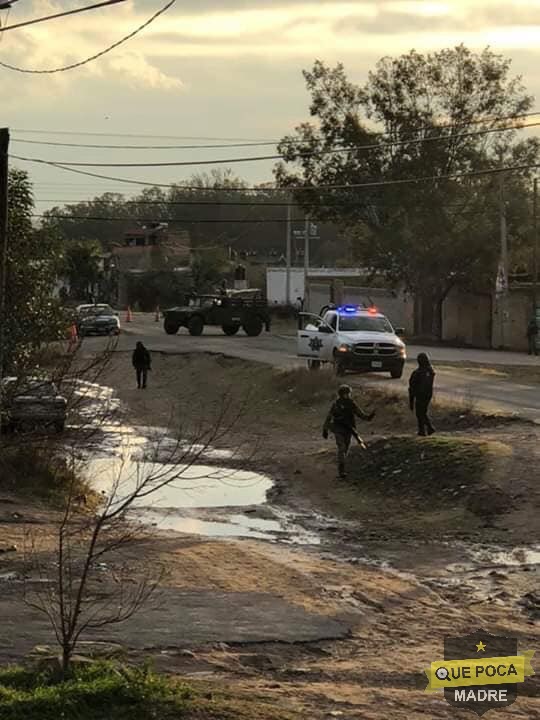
[13,138,282,151]
[13,153,540,192]
[11,121,540,165]
[0,0,126,33]
[33,207,501,224]
[11,110,540,142]
[0,0,175,73]
[28,197,503,209]
[13,117,540,151]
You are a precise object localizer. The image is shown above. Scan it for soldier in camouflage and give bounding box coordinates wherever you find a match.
[323,384,375,478]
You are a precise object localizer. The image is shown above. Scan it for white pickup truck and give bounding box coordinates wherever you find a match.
[297,305,407,378]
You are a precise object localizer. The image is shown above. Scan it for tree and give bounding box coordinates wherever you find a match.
[21,355,247,678]
[276,47,539,337]
[61,239,102,300]
[2,169,65,373]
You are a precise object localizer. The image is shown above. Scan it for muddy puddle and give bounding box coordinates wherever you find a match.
[81,419,319,545]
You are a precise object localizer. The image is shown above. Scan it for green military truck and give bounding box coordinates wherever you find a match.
[163,290,271,337]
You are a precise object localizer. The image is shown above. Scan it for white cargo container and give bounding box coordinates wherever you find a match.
[266,268,305,305]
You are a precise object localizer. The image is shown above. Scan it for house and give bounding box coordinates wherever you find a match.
[112,224,191,307]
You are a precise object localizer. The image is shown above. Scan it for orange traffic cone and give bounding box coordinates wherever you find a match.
[68,323,78,351]
[125,306,133,323]
[154,306,160,322]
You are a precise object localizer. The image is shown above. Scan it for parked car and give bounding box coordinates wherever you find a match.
[76,304,121,337]
[0,377,67,433]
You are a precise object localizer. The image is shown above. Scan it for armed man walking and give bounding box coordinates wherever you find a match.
[132,341,152,389]
[409,352,436,436]
[526,317,538,355]
[323,384,375,478]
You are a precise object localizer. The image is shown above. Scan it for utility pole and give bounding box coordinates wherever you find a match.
[285,196,292,305]
[533,177,538,314]
[0,128,8,380]
[303,216,310,312]
[499,173,508,348]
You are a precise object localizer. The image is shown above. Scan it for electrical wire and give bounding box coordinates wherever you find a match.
[12,116,540,151]
[13,153,540,192]
[11,120,540,161]
[11,110,540,143]
[0,0,126,33]
[0,0,175,74]
[33,207,501,223]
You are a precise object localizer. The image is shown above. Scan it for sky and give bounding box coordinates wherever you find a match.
[1,0,540,213]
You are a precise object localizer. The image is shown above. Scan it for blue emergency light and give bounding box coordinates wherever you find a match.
[338,305,360,314]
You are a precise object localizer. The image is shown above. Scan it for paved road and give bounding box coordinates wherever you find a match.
[94,315,540,422]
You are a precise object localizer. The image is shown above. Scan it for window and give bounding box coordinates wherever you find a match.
[338,315,394,333]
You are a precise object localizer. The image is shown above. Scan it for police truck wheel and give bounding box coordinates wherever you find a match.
[390,366,404,379]
[164,319,179,335]
[307,359,321,371]
[243,318,263,336]
[188,316,204,336]
[222,324,240,336]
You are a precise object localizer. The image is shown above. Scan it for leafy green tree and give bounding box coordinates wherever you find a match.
[61,239,102,300]
[1,169,64,373]
[276,46,539,337]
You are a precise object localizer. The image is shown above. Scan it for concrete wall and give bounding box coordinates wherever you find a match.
[492,288,535,351]
[442,288,492,348]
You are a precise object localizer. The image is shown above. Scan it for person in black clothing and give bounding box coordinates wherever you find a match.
[132,341,151,389]
[409,352,435,436]
[323,384,375,478]
[526,318,538,356]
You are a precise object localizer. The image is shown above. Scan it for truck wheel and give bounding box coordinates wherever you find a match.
[390,366,404,379]
[222,324,240,336]
[164,319,179,335]
[243,318,263,337]
[307,359,321,371]
[188,316,204,336]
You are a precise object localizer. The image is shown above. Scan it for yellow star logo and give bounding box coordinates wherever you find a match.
[476,641,487,652]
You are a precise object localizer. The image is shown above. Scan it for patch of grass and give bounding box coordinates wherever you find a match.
[328,436,513,534]
[0,663,299,720]
[0,446,93,508]
[0,662,192,720]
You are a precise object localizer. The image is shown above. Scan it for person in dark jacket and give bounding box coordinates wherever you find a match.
[323,384,375,478]
[409,352,435,436]
[132,341,151,389]
[526,318,538,355]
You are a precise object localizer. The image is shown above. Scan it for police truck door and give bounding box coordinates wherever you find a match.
[297,313,332,362]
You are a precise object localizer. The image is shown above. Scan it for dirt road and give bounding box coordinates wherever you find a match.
[112,314,540,422]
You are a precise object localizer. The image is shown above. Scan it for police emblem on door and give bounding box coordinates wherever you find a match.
[309,337,323,352]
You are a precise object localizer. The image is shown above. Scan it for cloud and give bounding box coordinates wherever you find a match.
[103,52,183,90]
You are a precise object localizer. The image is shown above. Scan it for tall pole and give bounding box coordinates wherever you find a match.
[533,177,538,313]
[499,173,508,348]
[304,216,310,311]
[0,128,9,380]
[285,196,291,305]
